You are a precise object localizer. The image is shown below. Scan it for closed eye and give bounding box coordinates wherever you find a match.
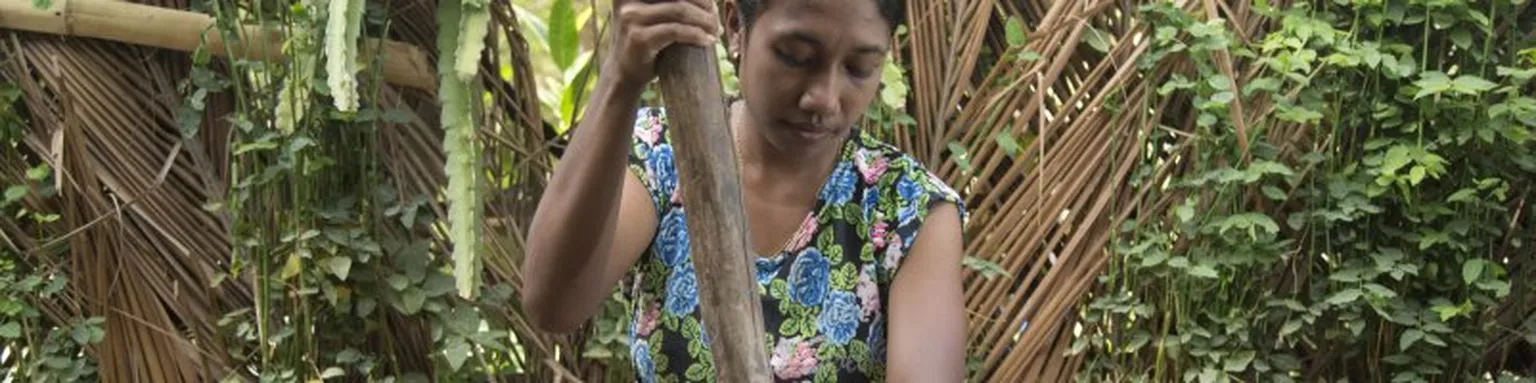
[776,49,812,67]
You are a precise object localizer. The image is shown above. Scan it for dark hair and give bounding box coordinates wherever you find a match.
[735,0,905,33]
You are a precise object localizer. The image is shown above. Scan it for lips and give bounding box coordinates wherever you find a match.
[785,120,832,138]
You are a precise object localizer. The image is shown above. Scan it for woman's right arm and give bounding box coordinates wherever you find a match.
[521,0,719,334]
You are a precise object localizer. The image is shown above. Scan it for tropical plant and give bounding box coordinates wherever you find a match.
[2,0,1534,381]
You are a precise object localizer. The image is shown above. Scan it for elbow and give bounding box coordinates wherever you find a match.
[521,285,587,334]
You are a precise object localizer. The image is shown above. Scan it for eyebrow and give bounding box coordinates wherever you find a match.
[785,31,888,56]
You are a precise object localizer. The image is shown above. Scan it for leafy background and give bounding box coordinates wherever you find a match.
[1,0,1535,381]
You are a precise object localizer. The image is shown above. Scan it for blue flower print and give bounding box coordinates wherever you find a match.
[819,162,858,205]
[756,256,782,287]
[868,319,887,365]
[788,249,831,306]
[862,188,878,220]
[817,291,861,345]
[665,264,699,315]
[633,339,657,383]
[648,144,677,194]
[657,209,689,267]
[897,178,922,225]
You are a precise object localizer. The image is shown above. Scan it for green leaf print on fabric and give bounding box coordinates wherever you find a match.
[770,279,789,300]
[832,264,857,291]
[620,107,966,382]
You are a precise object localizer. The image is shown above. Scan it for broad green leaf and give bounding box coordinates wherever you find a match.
[1243,77,1281,96]
[1381,145,1413,174]
[1199,367,1220,383]
[1413,71,1452,99]
[320,367,345,379]
[387,274,410,291]
[1450,28,1473,50]
[443,338,472,371]
[1325,288,1362,306]
[1126,331,1152,351]
[995,132,1023,157]
[1005,17,1027,47]
[1432,302,1466,322]
[1279,319,1302,336]
[3,186,27,204]
[1262,185,1287,200]
[1446,188,1478,203]
[1140,251,1168,267]
[948,142,973,173]
[547,0,579,70]
[1462,259,1484,285]
[26,164,49,180]
[1452,75,1497,95]
[1498,66,1536,82]
[1208,75,1233,90]
[1423,333,1447,347]
[1406,166,1426,185]
[1211,91,1235,104]
[962,256,1011,279]
[1188,264,1219,278]
[324,257,353,281]
[0,322,19,338]
[1225,350,1255,372]
[280,252,304,281]
[1084,26,1113,53]
[1175,202,1196,222]
[1197,113,1217,127]
[400,287,427,314]
[1400,329,1424,351]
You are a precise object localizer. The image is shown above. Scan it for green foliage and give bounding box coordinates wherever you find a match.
[1079,0,1536,381]
[0,102,100,381]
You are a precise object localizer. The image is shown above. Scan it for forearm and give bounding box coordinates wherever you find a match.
[522,75,645,331]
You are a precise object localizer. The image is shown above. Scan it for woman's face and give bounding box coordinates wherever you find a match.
[733,0,891,153]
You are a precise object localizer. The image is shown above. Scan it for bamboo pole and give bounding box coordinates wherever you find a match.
[0,0,436,91]
[652,34,772,383]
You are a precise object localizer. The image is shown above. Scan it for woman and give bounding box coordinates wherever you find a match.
[521,0,968,381]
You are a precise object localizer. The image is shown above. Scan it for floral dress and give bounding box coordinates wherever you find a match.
[623,107,965,382]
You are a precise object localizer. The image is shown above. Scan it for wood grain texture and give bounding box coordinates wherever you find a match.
[653,42,772,382]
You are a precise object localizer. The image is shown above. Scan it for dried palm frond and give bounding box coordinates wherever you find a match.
[897,0,1218,380]
[0,0,251,380]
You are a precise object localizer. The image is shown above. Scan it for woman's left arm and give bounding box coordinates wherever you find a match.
[887,202,967,382]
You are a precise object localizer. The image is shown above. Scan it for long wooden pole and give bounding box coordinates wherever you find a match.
[652,32,772,383]
[0,0,436,91]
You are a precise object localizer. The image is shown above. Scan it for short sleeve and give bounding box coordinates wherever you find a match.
[880,157,967,280]
[626,107,678,215]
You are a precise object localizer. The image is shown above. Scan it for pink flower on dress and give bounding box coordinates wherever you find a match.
[785,217,817,252]
[637,302,660,337]
[855,149,890,185]
[882,234,904,270]
[856,266,880,320]
[770,337,819,380]
[870,221,889,249]
[639,118,663,146]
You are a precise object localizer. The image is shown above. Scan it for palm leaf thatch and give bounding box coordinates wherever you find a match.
[894,0,1277,380]
[0,0,249,380]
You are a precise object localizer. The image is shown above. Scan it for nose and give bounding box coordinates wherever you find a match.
[798,69,840,125]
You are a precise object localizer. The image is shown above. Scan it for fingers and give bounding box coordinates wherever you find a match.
[618,0,720,37]
[634,23,717,60]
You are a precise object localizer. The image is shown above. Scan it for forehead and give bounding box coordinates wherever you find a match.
[752,0,890,48]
